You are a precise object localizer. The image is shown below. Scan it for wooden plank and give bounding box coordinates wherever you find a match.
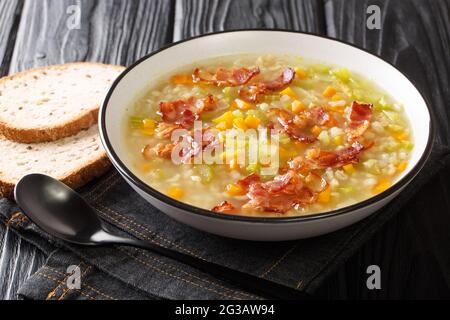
[10,0,174,73]
[0,0,44,300]
[324,0,450,146]
[322,0,450,298]
[0,0,175,300]
[0,0,23,76]
[0,225,47,299]
[173,0,325,41]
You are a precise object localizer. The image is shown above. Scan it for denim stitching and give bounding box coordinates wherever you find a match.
[36,271,95,300]
[95,203,204,259]
[6,211,28,229]
[57,266,92,300]
[126,247,258,300]
[44,262,84,300]
[119,248,244,300]
[43,266,117,300]
[260,244,298,278]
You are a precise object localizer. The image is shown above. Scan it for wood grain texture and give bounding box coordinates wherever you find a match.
[324,0,450,147]
[0,0,23,76]
[320,0,450,299]
[1,0,450,300]
[0,225,47,299]
[0,0,175,300]
[10,0,174,72]
[173,0,325,41]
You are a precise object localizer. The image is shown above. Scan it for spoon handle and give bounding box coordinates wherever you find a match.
[98,230,313,299]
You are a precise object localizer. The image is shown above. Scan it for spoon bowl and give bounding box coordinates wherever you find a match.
[14,174,107,245]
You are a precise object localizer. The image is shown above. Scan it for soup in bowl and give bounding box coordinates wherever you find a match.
[100,31,433,240]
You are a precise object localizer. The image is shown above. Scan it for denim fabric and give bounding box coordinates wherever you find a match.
[1,143,449,300]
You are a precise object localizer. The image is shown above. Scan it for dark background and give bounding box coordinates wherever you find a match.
[0,0,449,299]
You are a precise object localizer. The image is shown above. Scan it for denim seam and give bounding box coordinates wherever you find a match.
[126,247,258,300]
[36,271,96,300]
[259,244,298,278]
[119,248,244,300]
[5,211,28,229]
[86,171,120,201]
[95,203,204,259]
[57,266,92,300]
[43,266,117,300]
[44,261,84,300]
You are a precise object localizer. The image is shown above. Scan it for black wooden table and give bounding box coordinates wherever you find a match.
[1,0,449,300]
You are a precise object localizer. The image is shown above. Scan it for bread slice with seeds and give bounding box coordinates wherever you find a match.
[0,62,124,143]
[0,125,111,198]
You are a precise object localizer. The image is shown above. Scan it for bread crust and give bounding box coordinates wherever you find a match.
[0,152,112,199]
[0,62,125,143]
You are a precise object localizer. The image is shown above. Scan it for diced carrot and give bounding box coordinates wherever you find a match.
[396,161,408,172]
[213,111,234,129]
[244,115,261,129]
[331,94,342,101]
[373,178,391,193]
[226,183,246,196]
[333,135,343,145]
[311,125,322,136]
[318,186,331,203]
[291,100,305,113]
[280,87,298,99]
[395,132,408,141]
[141,163,152,172]
[167,186,184,200]
[170,74,193,85]
[322,86,337,98]
[343,164,355,174]
[233,117,247,130]
[294,67,307,79]
[143,118,155,128]
[140,128,154,136]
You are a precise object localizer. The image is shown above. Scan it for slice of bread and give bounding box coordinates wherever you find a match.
[0,125,111,198]
[0,62,124,143]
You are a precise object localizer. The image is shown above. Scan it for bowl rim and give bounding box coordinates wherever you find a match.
[99,29,435,224]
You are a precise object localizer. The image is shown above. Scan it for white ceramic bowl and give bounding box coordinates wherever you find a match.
[99,30,434,241]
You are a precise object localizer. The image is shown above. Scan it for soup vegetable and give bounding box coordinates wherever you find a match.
[124,54,413,217]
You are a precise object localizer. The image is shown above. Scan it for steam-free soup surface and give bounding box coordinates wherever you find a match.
[124,54,413,217]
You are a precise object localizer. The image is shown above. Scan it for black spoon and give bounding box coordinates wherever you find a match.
[14,173,313,299]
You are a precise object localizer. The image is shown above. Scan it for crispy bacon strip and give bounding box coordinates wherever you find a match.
[237,173,261,192]
[242,170,327,213]
[156,122,182,139]
[212,201,236,213]
[347,101,373,141]
[239,68,295,103]
[142,143,175,160]
[149,128,221,164]
[288,141,366,171]
[294,106,330,128]
[270,106,330,143]
[193,67,260,87]
[158,94,216,128]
